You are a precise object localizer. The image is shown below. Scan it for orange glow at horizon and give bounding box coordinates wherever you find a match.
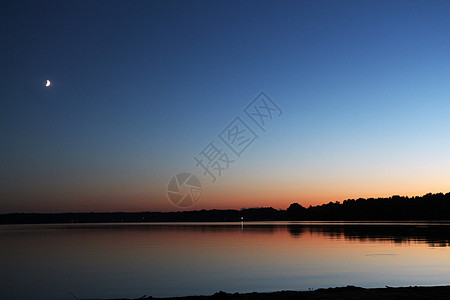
[2,167,450,213]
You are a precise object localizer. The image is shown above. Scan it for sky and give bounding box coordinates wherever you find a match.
[1,0,449,213]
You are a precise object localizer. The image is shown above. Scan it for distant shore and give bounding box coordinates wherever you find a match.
[89,285,450,300]
[3,192,450,224]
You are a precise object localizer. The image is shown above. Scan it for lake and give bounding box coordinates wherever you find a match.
[1,222,450,300]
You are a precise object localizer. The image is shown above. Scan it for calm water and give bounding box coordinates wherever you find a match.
[2,222,450,300]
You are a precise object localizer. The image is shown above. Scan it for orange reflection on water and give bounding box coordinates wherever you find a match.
[2,222,450,299]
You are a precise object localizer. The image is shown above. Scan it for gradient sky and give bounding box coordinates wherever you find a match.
[1,0,450,213]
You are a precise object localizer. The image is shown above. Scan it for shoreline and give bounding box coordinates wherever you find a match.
[90,285,450,300]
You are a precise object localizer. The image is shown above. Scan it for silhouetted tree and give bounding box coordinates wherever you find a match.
[286,203,307,220]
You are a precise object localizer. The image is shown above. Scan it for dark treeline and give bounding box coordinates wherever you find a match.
[1,192,450,224]
[0,208,283,224]
[286,192,450,221]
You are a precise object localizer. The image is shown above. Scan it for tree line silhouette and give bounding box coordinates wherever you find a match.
[1,192,450,224]
[286,192,450,220]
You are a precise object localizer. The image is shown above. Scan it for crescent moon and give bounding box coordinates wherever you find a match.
[45,80,51,87]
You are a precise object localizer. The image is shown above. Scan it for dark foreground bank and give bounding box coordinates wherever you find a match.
[89,285,450,300]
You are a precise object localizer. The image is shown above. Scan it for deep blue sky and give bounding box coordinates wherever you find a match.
[1,0,449,212]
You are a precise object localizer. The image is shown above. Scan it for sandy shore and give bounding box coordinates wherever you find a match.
[90,285,450,300]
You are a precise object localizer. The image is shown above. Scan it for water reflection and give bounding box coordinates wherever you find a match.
[2,222,450,300]
[4,222,450,245]
[287,224,450,247]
